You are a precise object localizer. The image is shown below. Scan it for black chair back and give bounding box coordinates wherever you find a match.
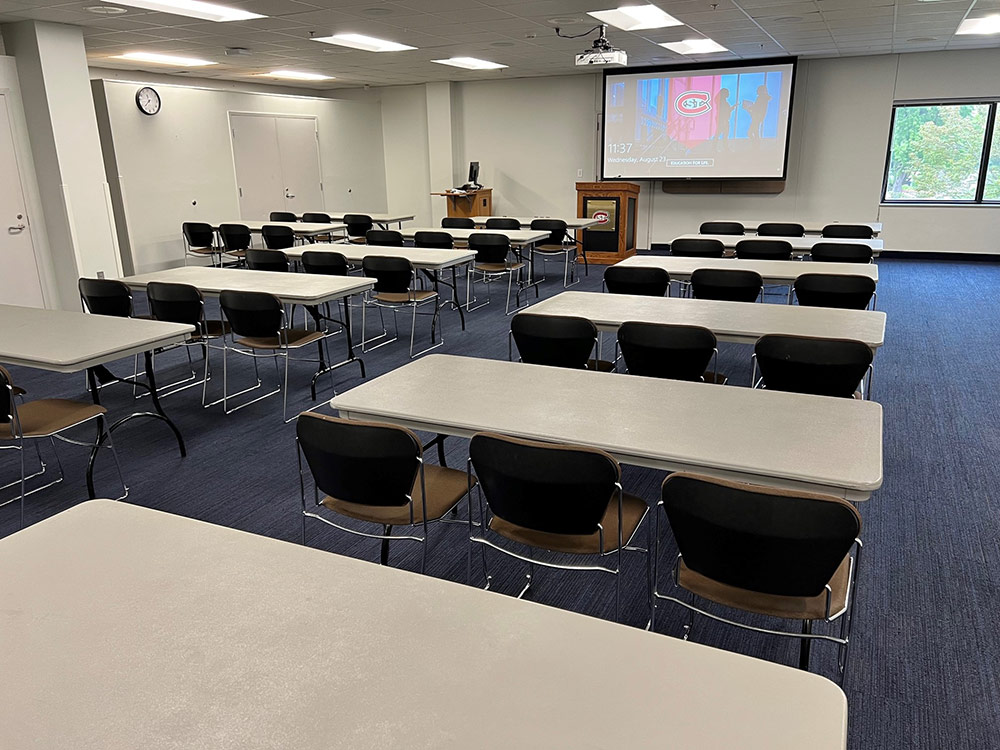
[690,268,763,302]
[822,224,873,240]
[442,217,475,229]
[79,278,133,317]
[366,229,404,247]
[414,231,454,249]
[810,242,873,264]
[671,238,725,258]
[269,211,297,222]
[246,249,289,273]
[298,412,421,508]
[618,322,716,381]
[735,239,793,260]
[261,224,295,250]
[603,266,670,297]
[794,274,876,310]
[470,432,619,535]
[511,313,597,369]
[757,222,804,237]
[219,224,251,252]
[302,212,332,223]
[301,250,348,276]
[0,366,13,427]
[662,472,861,597]
[219,290,283,338]
[530,218,568,245]
[344,214,374,237]
[754,334,873,398]
[146,282,204,329]
[363,256,413,294]
[699,221,744,235]
[469,233,511,265]
[485,218,521,230]
[182,222,215,248]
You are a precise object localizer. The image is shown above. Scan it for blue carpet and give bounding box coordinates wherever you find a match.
[2,256,998,749]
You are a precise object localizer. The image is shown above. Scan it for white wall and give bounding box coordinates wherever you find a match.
[93,78,388,273]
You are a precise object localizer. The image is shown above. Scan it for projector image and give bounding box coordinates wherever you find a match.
[575,48,628,66]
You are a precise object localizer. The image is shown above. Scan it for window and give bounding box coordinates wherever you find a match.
[882,102,999,204]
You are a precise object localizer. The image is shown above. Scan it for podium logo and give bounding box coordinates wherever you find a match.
[593,210,610,225]
[675,91,711,117]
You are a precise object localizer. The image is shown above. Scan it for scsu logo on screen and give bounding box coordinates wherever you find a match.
[674,91,711,117]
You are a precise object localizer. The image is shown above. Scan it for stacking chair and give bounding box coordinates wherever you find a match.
[79,277,140,318]
[753,334,873,399]
[603,266,670,297]
[413,231,454,249]
[441,217,475,229]
[261,224,295,251]
[810,242,873,264]
[217,290,331,421]
[1,366,126,528]
[617,322,723,384]
[182,222,220,266]
[757,222,805,237]
[735,239,793,260]
[510,313,610,371]
[690,268,763,303]
[794,274,876,310]
[300,250,351,336]
[269,211,297,222]
[466,233,525,315]
[218,223,252,265]
[467,432,649,622]
[302,212,332,223]
[365,229,404,247]
[822,224,874,240]
[246,249,290,273]
[699,221,744,235]
[670,238,725,258]
[485,217,521,230]
[361,256,441,358]
[530,219,579,287]
[653,472,862,683]
[146,281,229,403]
[343,214,373,244]
[297,412,474,572]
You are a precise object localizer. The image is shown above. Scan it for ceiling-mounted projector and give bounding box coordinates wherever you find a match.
[560,23,627,66]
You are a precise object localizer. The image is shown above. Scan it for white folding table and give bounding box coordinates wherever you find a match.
[0,304,194,488]
[710,220,882,236]
[615,255,879,286]
[0,499,850,750]
[331,354,883,501]
[471,215,600,230]
[399,226,549,248]
[316,211,414,229]
[676,233,883,256]
[210,220,347,238]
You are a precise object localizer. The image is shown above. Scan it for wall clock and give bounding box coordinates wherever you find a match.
[135,86,161,116]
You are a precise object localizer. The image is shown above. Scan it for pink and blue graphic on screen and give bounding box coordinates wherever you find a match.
[634,70,783,146]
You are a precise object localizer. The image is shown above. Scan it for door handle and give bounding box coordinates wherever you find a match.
[285,192,295,199]
[8,224,25,234]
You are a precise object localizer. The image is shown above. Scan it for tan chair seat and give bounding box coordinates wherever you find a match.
[374,290,437,304]
[677,555,851,621]
[534,244,571,253]
[349,236,368,244]
[475,262,525,273]
[489,492,647,555]
[11,385,26,397]
[3,399,106,439]
[235,329,325,350]
[187,246,216,255]
[703,371,728,385]
[586,358,616,372]
[321,464,475,525]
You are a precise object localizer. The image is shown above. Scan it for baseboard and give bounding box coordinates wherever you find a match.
[878,250,1000,261]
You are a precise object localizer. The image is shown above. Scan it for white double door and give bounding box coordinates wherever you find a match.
[0,93,44,308]
[230,113,324,220]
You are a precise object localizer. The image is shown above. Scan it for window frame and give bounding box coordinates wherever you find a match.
[880,99,1000,206]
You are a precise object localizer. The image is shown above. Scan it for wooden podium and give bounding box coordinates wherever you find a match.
[432,188,493,219]
[576,181,639,264]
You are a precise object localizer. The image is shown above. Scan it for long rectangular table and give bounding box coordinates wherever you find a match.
[121,267,374,393]
[331,354,883,501]
[677,233,883,254]
[712,220,882,236]
[210,220,347,238]
[615,255,879,286]
[316,211,414,228]
[0,304,194,489]
[471,215,600,229]
[399,226,549,248]
[0,499,850,750]
[528,291,886,349]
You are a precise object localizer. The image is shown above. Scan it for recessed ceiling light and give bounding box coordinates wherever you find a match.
[361,6,393,15]
[587,4,682,31]
[548,16,585,25]
[660,38,728,55]
[957,15,1000,35]
[104,0,262,22]
[85,5,128,14]
[261,70,334,81]
[112,51,217,66]
[311,33,416,52]
[431,57,507,70]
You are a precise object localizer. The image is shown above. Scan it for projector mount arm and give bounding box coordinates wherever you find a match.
[555,23,616,52]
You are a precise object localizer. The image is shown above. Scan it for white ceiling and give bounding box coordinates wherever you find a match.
[1,0,999,89]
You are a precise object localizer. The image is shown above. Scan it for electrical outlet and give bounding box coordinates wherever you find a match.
[577,169,583,178]
[96,271,105,279]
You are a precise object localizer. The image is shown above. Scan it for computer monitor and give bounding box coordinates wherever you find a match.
[467,161,480,188]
